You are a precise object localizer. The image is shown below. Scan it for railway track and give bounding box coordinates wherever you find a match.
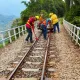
[0,33,60,80]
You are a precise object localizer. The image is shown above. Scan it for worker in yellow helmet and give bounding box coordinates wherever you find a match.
[49,13,60,33]
[35,16,39,20]
[35,16,40,29]
[25,16,39,43]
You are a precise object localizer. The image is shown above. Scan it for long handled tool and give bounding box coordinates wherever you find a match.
[33,30,39,40]
[32,27,39,41]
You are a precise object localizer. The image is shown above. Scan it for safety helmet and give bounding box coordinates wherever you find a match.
[49,13,53,16]
[35,16,39,20]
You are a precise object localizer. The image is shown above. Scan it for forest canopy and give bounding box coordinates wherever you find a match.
[20,0,65,24]
[65,0,80,26]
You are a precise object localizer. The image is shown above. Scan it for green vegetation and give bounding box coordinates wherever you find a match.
[0,40,9,48]
[0,44,3,48]
[11,18,22,28]
[11,0,80,27]
[64,0,80,44]
[65,0,80,26]
[59,18,63,24]
[21,0,65,24]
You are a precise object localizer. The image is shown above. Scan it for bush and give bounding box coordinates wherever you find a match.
[71,16,80,27]
[40,10,49,19]
[59,18,63,24]
[65,5,80,27]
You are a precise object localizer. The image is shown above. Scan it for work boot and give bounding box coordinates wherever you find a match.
[25,38,28,41]
[30,40,34,43]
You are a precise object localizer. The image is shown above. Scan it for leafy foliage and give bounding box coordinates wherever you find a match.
[20,0,65,24]
[72,16,80,27]
[65,0,80,26]
[11,18,22,28]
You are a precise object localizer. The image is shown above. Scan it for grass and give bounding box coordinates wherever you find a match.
[59,18,63,24]
[0,40,9,48]
[0,43,3,48]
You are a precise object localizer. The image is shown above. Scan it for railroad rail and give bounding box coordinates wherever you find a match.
[7,33,50,80]
[7,33,42,80]
[0,32,59,80]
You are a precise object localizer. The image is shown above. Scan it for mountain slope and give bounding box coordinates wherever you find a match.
[0,14,17,31]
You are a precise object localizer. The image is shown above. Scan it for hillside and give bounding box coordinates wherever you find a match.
[0,14,17,31]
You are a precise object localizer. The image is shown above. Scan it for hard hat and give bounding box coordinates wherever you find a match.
[35,16,39,20]
[40,13,43,16]
[49,13,53,16]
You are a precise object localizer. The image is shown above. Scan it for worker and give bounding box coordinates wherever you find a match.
[25,16,39,43]
[46,18,52,32]
[49,13,60,33]
[38,13,44,29]
[41,19,47,40]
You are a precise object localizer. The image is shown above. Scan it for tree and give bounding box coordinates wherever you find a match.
[65,0,80,12]
[20,0,65,24]
[65,0,80,26]
[65,0,70,12]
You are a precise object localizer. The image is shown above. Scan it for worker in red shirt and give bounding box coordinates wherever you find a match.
[25,16,39,43]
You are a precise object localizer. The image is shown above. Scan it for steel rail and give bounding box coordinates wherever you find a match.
[7,33,42,80]
[41,33,51,80]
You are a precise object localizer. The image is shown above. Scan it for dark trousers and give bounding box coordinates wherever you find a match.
[41,25,47,39]
[53,22,60,33]
[26,27,33,42]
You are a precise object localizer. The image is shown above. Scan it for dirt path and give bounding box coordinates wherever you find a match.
[54,24,80,80]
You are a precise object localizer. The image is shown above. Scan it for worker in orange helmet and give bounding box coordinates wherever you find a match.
[38,13,44,29]
[40,18,48,40]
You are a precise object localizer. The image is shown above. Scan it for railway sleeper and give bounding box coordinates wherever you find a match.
[22,68,39,72]
[14,78,38,80]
